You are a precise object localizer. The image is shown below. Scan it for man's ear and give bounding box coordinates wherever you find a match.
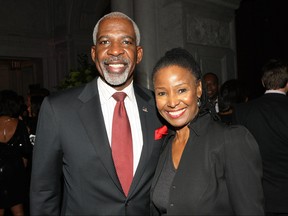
[261,79,265,88]
[136,46,143,64]
[91,46,96,63]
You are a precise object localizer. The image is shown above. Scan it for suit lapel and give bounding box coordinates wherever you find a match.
[128,85,156,196]
[77,81,161,197]
[77,79,122,191]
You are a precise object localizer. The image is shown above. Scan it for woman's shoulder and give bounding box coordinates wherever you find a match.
[199,114,251,143]
[204,113,248,132]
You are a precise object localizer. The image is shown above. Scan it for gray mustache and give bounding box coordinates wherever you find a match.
[104,56,129,64]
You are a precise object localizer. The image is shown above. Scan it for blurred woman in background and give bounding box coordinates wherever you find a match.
[0,90,33,216]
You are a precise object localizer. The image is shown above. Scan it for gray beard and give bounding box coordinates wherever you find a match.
[103,69,130,86]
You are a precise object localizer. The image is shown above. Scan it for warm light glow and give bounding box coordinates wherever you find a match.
[11,60,21,70]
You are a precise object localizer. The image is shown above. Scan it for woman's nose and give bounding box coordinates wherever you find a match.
[167,95,180,108]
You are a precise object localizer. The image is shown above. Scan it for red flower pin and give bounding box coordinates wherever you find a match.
[155,125,168,140]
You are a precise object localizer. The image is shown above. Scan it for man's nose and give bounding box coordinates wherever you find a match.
[107,42,124,56]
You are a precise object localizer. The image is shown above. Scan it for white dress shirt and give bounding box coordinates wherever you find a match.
[97,77,143,175]
[265,89,286,95]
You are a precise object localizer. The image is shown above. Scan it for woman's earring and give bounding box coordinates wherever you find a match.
[197,97,201,107]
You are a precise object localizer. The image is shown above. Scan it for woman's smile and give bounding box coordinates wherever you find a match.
[165,108,187,119]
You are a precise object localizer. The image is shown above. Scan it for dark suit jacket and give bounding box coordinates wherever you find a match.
[151,113,264,215]
[30,78,164,215]
[233,93,288,213]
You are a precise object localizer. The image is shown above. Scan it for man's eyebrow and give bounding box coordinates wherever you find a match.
[97,35,109,40]
[122,35,135,40]
[97,34,136,41]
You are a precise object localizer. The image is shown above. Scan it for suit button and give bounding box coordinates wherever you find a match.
[172,185,176,189]
[170,203,174,207]
[125,201,130,206]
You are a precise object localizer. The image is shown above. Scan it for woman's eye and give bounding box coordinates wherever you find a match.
[178,88,187,94]
[157,92,166,96]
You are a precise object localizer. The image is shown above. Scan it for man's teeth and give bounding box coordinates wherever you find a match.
[109,64,124,68]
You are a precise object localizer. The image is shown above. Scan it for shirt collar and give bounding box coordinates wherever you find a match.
[167,112,211,139]
[265,90,286,95]
[98,77,135,102]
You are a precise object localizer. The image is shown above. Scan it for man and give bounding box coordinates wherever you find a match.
[233,59,288,215]
[203,72,220,113]
[30,12,165,215]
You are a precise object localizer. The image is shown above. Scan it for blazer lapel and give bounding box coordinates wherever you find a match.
[77,79,122,191]
[151,136,170,190]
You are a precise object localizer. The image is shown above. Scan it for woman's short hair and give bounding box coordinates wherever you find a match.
[0,90,21,118]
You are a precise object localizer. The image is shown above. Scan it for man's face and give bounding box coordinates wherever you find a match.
[203,74,219,101]
[91,17,143,90]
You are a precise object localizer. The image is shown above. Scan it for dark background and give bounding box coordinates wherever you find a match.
[235,0,288,99]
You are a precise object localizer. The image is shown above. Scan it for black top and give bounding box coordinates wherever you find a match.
[152,142,176,215]
[0,120,32,208]
[151,113,264,215]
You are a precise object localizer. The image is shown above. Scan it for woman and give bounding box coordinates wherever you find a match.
[150,48,264,215]
[0,90,33,216]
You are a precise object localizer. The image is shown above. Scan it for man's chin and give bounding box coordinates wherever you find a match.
[103,76,126,87]
[109,81,126,87]
[100,70,132,87]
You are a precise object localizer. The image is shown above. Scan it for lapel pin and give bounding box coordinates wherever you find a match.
[142,107,148,112]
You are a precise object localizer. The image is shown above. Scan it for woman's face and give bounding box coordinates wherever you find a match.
[154,65,202,128]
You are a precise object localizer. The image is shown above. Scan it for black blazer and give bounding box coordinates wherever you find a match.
[151,114,264,215]
[30,77,164,215]
[233,93,288,213]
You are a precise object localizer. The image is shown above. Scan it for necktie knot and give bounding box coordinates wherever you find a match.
[113,92,126,102]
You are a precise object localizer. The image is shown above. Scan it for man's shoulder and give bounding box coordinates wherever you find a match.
[235,95,267,109]
[263,92,288,101]
[49,86,84,102]
[246,93,288,107]
[134,83,153,93]
[48,78,98,104]
[134,83,155,101]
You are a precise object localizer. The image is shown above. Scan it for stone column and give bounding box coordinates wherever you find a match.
[110,0,153,88]
[110,0,133,18]
[133,0,158,89]
[110,0,157,89]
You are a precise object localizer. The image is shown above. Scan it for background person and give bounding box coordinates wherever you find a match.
[203,72,220,113]
[218,79,249,125]
[232,58,288,215]
[0,90,33,216]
